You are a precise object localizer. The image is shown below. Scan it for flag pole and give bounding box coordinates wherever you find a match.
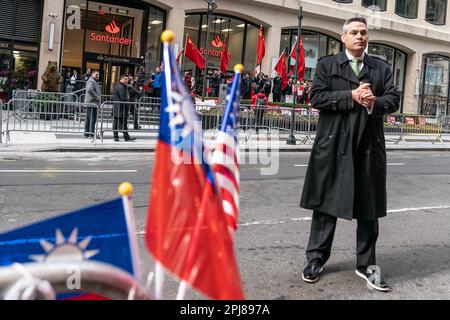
[118,182,142,286]
[287,5,303,145]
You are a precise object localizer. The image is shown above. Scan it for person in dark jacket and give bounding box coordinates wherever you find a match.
[262,74,272,98]
[241,73,252,100]
[300,17,400,291]
[272,75,283,102]
[128,75,142,130]
[113,75,136,142]
[211,70,221,97]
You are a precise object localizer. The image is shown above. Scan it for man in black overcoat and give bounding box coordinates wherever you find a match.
[300,17,400,291]
[113,75,136,142]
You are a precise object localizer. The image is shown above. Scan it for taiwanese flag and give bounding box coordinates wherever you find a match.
[274,50,288,90]
[256,25,265,66]
[184,34,205,69]
[0,195,141,300]
[220,36,230,74]
[145,36,244,300]
[290,36,305,81]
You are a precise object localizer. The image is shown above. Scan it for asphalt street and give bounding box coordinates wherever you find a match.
[0,151,449,299]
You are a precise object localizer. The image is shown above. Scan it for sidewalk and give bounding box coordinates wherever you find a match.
[1,130,450,153]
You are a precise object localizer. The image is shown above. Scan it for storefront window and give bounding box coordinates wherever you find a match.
[183,13,259,79]
[63,0,87,71]
[280,29,341,80]
[62,0,165,94]
[421,54,449,116]
[146,7,165,73]
[369,43,406,112]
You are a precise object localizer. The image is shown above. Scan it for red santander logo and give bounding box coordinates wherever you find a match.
[211,35,223,48]
[105,20,120,34]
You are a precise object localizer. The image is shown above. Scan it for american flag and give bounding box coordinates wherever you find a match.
[211,66,242,233]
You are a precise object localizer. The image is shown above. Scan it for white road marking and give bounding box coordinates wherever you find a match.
[294,163,405,167]
[0,170,138,173]
[135,205,450,236]
[387,205,450,213]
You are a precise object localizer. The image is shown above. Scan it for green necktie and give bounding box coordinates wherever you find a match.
[351,59,361,76]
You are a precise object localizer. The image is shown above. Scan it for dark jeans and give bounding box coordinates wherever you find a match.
[254,107,265,133]
[130,104,139,129]
[306,211,379,269]
[113,115,130,139]
[84,107,97,136]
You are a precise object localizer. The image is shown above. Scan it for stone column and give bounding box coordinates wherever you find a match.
[417,0,427,21]
[37,0,65,90]
[165,6,186,58]
[403,52,421,114]
[261,25,281,77]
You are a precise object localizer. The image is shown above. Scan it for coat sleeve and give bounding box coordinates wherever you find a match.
[372,66,400,116]
[310,58,354,112]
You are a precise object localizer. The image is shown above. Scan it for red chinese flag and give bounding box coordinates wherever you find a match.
[256,25,265,66]
[290,36,305,81]
[274,50,288,90]
[220,36,230,74]
[184,34,205,69]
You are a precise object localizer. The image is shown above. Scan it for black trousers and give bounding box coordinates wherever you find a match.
[306,211,379,269]
[113,115,130,139]
[84,107,97,136]
[254,107,264,133]
[273,93,281,102]
[129,104,139,129]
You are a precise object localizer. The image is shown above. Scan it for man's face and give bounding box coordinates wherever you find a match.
[93,72,99,80]
[156,68,161,73]
[341,22,368,53]
[121,77,129,85]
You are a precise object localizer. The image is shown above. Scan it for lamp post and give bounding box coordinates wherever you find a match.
[201,0,218,101]
[287,6,303,145]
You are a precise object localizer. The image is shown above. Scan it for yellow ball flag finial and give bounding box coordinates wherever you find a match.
[234,64,244,73]
[118,182,134,197]
[161,30,175,43]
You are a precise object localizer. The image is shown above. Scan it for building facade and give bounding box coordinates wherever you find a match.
[1,0,449,114]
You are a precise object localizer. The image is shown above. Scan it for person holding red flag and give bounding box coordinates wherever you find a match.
[184,34,205,69]
[220,36,230,74]
[256,25,265,66]
[274,49,288,90]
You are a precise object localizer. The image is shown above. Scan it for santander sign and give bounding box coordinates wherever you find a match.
[90,19,133,45]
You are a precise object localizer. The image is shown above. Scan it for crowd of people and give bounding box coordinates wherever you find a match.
[83,66,165,142]
[180,68,312,105]
[81,64,312,141]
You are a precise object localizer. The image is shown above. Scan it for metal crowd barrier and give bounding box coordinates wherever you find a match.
[3,99,98,144]
[99,100,160,142]
[0,261,152,300]
[8,90,79,123]
[384,114,443,144]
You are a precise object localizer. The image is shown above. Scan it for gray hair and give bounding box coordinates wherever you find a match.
[343,17,368,33]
